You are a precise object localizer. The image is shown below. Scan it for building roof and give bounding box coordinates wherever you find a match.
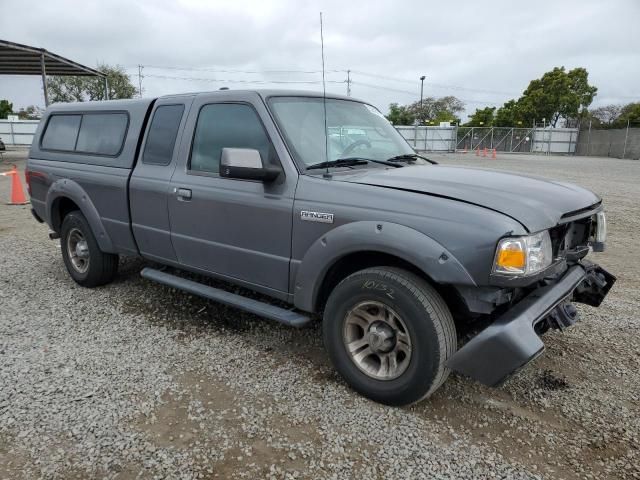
[0,39,106,77]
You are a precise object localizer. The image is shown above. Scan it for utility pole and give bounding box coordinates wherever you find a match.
[419,75,426,124]
[346,69,351,96]
[138,64,144,98]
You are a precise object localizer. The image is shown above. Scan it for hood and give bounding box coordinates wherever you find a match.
[335,164,600,232]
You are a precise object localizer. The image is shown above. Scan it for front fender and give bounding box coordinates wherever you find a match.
[293,221,476,312]
[46,178,116,253]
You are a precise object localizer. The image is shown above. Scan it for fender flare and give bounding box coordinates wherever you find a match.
[293,221,476,312]
[46,178,116,253]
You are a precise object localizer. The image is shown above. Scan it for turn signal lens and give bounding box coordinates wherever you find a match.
[495,239,527,274]
[497,246,526,270]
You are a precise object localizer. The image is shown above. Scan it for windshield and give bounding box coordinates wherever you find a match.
[268,97,415,168]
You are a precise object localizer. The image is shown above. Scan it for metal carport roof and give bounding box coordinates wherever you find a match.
[0,39,108,105]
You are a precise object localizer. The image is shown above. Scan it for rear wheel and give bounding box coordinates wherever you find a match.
[323,267,457,406]
[60,211,118,287]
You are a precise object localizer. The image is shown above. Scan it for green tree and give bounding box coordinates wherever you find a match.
[465,106,496,127]
[615,102,640,127]
[386,103,415,125]
[47,64,137,103]
[0,99,13,119]
[494,99,524,127]
[386,96,465,125]
[516,67,597,127]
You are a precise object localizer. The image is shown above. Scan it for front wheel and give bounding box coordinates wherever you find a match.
[323,267,457,406]
[60,211,118,287]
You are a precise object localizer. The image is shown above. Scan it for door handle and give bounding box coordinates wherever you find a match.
[174,187,192,200]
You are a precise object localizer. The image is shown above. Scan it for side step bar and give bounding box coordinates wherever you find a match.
[140,267,311,328]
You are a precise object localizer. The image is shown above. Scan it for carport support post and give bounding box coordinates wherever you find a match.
[40,53,49,107]
[103,77,109,100]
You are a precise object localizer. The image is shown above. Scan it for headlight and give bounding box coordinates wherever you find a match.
[493,231,553,276]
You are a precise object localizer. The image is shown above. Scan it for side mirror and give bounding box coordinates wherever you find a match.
[220,148,281,182]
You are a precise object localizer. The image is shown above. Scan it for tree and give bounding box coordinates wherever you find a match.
[386,96,465,125]
[0,99,13,119]
[47,64,137,103]
[17,105,43,120]
[515,67,597,127]
[494,99,524,127]
[464,107,495,127]
[616,102,640,127]
[386,103,415,125]
[590,104,622,126]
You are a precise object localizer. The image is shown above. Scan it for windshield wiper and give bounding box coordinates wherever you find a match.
[307,157,402,170]
[386,153,438,165]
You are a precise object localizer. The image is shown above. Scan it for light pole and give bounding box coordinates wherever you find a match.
[419,75,426,124]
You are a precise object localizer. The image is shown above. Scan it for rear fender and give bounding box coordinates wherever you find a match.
[46,178,116,253]
[293,221,476,312]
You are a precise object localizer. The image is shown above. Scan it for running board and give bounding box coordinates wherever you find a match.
[140,267,311,328]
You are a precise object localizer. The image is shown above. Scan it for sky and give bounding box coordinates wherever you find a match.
[1,0,639,119]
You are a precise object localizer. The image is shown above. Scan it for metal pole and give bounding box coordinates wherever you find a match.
[9,119,15,145]
[138,64,144,98]
[419,75,425,124]
[346,69,351,97]
[103,77,109,100]
[587,120,592,156]
[490,127,494,149]
[40,53,49,107]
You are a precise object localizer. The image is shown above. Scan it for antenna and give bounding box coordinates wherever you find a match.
[320,12,330,178]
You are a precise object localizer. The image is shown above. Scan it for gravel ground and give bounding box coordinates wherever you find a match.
[1,150,639,479]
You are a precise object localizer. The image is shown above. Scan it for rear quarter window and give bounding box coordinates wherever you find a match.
[41,114,81,151]
[40,112,128,156]
[75,113,128,155]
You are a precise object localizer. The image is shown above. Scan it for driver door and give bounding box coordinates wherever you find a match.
[167,95,295,295]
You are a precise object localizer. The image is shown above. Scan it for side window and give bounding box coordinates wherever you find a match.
[143,104,185,166]
[41,114,81,151]
[76,113,128,155]
[190,103,275,174]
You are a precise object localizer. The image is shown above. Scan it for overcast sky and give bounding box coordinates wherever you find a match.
[1,0,639,118]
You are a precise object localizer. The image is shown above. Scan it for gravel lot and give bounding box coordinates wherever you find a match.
[1,150,639,479]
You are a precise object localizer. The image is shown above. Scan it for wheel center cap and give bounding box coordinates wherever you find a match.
[368,322,395,353]
[76,241,89,259]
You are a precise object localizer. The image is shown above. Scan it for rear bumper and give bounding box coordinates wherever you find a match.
[447,261,615,386]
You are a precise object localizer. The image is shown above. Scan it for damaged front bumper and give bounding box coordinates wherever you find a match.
[446,261,616,386]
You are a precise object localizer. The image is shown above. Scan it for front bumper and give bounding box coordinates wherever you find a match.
[447,261,616,386]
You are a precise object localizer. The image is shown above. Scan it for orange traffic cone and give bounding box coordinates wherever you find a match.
[492,148,497,159]
[475,148,479,156]
[1,165,29,205]
[482,147,488,157]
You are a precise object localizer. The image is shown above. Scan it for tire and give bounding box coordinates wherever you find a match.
[323,267,457,406]
[60,211,118,287]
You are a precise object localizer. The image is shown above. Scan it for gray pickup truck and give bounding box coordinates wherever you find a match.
[26,90,614,406]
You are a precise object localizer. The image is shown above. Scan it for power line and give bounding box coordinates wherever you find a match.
[354,81,501,106]
[351,70,518,96]
[138,65,344,74]
[143,73,344,85]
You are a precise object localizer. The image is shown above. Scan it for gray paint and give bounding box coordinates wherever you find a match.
[25,89,613,387]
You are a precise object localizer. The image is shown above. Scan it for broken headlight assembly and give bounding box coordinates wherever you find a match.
[493,230,553,276]
[589,211,607,252]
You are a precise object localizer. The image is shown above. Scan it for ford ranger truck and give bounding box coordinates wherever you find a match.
[26,91,615,406]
